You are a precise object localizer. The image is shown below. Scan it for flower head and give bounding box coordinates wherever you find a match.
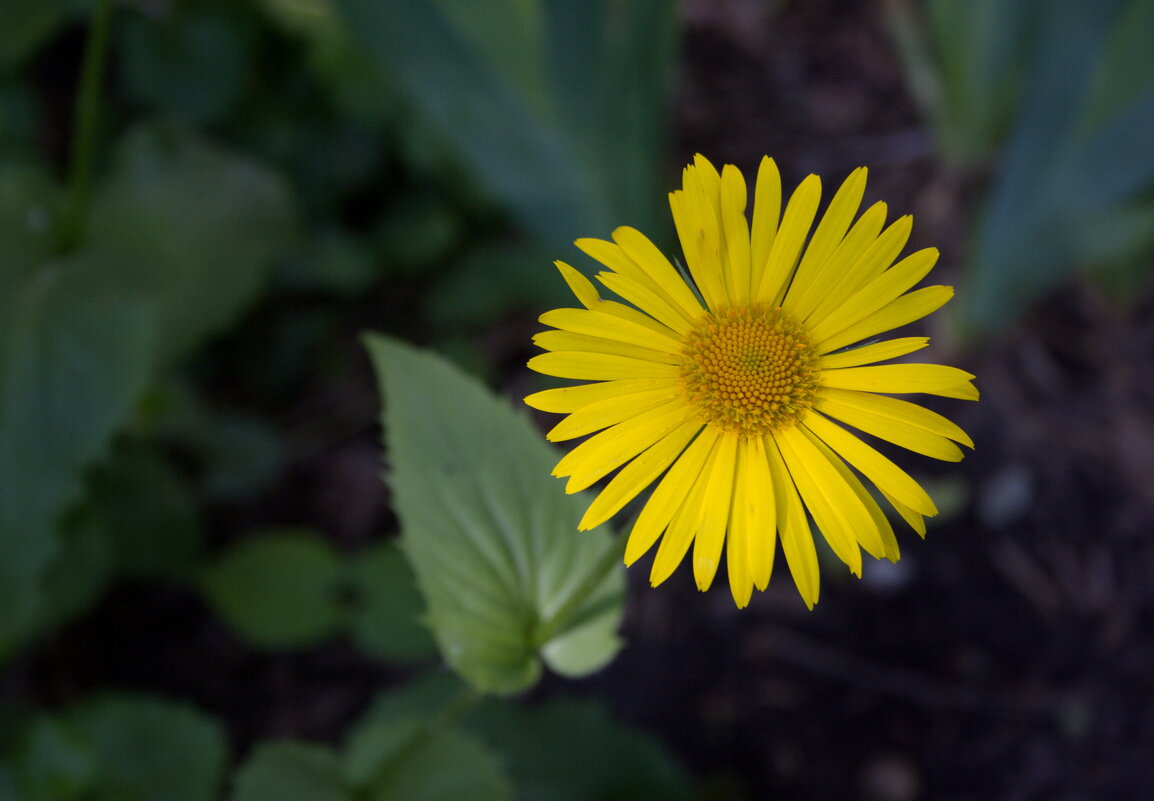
[526,155,977,608]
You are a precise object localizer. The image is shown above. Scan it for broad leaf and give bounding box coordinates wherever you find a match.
[364,334,625,694]
[231,742,351,801]
[464,698,694,801]
[86,123,296,367]
[959,0,1154,333]
[14,695,227,801]
[344,719,510,801]
[202,529,346,650]
[348,540,438,663]
[0,259,154,660]
[331,0,677,246]
[87,439,204,579]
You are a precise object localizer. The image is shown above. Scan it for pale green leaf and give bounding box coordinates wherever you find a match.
[364,334,625,695]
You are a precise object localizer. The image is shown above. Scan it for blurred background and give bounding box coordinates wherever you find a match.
[2,0,1154,799]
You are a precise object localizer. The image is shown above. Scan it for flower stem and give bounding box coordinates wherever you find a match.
[61,0,115,252]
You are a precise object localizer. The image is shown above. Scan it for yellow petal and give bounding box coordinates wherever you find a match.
[527,351,681,381]
[789,201,888,322]
[814,388,971,460]
[801,411,937,516]
[648,432,724,586]
[816,285,955,356]
[595,271,694,335]
[801,426,901,561]
[546,385,684,442]
[755,174,822,306]
[692,432,737,591]
[881,488,927,537]
[578,418,701,530]
[673,170,728,310]
[612,226,705,322]
[784,166,867,310]
[625,426,719,565]
[804,214,912,325]
[532,330,679,364]
[729,437,776,600]
[820,363,979,400]
[539,307,682,354]
[816,337,929,369]
[765,436,819,608]
[774,425,879,574]
[749,156,782,294]
[524,378,677,413]
[807,247,939,344]
[719,164,752,304]
[555,261,601,309]
[554,400,697,491]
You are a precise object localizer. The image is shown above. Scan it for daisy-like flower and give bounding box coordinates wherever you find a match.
[525,155,977,609]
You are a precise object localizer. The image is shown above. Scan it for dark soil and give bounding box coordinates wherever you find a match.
[13,1,1154,800]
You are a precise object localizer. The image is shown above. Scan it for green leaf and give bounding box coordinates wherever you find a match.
[364,334,625,695]
[464,698,694,801]
[331,0,677,245]
[34,507,116,635]
[230,742,351,801]
[86,123,296,367]
[348,540,438,663]
[356,675,692,801]
[87,439,204,579]
[0,161,61,287]
[344,720,511,801]
[62,695,228,801]
[0,259,154,660]
[912,0,1040,166]
[118,7,254,125]
[427,241,570,331]
[202,528,346,649]
[13,718,94,801]
[958,0,1154,334]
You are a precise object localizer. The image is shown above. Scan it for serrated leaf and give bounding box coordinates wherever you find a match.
[348,540,438,663]
[0,260,154,661]
[344,719,511,801]
[364,334,625,694]
[230,742,351,801]
[86,123,296,367]
[62,695,227,801]
[202,529,346,649]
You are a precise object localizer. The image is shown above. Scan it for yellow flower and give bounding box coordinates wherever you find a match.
[525,155,977,609]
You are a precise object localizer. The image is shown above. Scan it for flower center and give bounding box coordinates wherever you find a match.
[680,305,818,437]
